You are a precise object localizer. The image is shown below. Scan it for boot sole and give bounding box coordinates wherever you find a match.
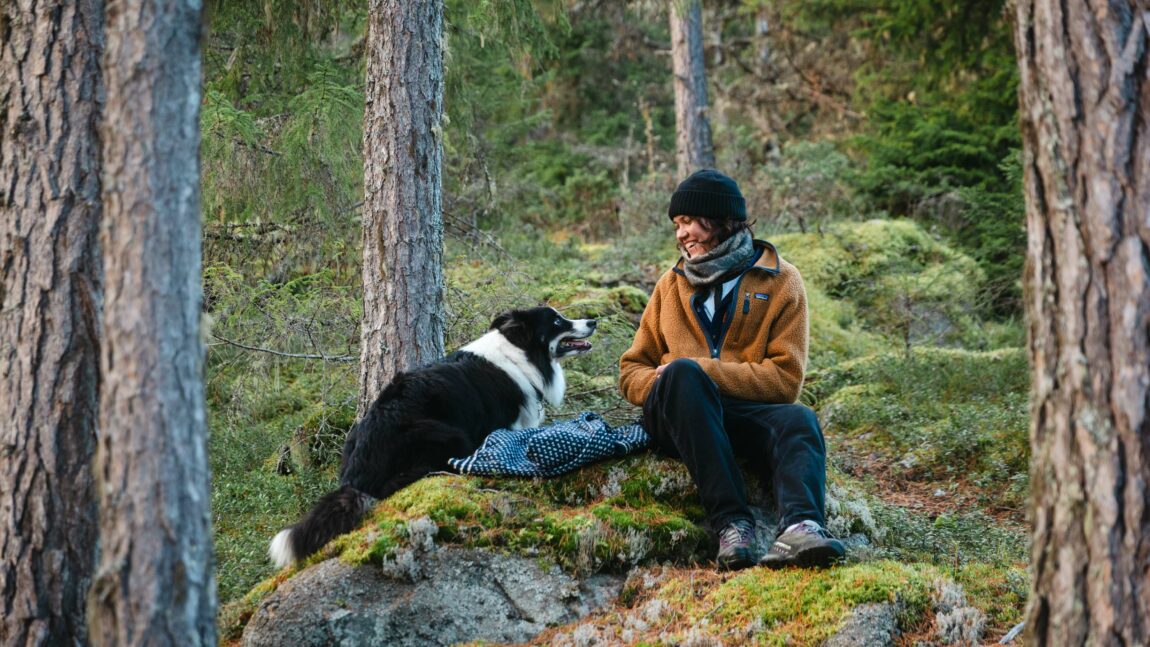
[760,544,845,570]
[717,547,755,571]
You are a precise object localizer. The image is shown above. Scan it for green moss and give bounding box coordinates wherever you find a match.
[777,219,996,348]
[806,285,890,370]
[608,285,649,314]
[591,503,710,564]
[952,562,1028,631]
[217,572,290,641]
[536,561,941,646]
[708,562,935,644]
[386,477,491,523]
[274,460,715,576]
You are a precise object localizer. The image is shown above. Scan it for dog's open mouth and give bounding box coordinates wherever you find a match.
[559,338,593,353]
[554,317,597,358]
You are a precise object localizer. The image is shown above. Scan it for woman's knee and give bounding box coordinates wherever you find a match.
[658,358,716,394]
[778,404,823,441]
[663,357,704,378]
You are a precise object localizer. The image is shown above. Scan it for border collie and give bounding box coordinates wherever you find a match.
[269,306,596,567]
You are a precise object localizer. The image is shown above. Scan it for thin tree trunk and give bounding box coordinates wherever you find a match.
[1014,2,1149,644]
[0,2,103,645]
[670,0,715,177]
[359,0,445,414]
[87,0,215,643]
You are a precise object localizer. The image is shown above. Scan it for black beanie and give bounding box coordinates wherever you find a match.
[667,169,747,222]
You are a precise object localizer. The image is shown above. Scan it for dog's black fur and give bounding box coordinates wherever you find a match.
[269,306,596,567]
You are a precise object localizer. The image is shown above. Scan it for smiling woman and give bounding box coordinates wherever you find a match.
[672,215,717,258]
[620,168,844,571]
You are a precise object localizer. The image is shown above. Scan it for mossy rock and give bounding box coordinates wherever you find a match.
[607,285,649,314]
[293,455,714,576]
[218,571,292,642]
[531,558,1025,644]
[531,560,940,645]
[776,219,989,347]
[806,285,890,370]
[225,445,1027,643]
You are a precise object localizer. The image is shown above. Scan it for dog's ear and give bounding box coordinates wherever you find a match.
[491,310,530,347]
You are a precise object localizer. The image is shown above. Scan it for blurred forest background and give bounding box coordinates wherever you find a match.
[203,0,1031,638]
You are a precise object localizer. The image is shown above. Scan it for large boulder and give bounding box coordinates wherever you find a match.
[241,547,624,647]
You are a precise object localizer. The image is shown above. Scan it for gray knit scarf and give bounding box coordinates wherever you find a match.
[681,229,755,287]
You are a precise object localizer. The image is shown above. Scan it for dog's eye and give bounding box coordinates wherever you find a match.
[553,318,562,326]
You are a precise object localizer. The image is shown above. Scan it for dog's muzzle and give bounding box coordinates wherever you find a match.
[557,319,597,356]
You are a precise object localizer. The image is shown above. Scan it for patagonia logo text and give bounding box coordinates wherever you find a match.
[754,293,770,301]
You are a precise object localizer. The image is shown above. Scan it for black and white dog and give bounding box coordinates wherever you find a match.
[269,306,596,567]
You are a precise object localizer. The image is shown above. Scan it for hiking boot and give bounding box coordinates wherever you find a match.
[716,518,756,570]
[759,520,845,569]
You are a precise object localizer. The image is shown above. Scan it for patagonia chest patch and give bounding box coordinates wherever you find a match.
[753,293,770,301]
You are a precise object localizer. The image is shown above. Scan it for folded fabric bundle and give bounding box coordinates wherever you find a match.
[448,412,650,478]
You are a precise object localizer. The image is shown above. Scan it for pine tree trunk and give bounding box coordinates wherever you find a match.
[1014,2,1149,644]
[86,0,215,644]
[670,0,715,177]
[359,0,446,414]
[0,2,103,645]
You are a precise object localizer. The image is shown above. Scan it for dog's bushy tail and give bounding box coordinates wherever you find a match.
[269,485,375,568]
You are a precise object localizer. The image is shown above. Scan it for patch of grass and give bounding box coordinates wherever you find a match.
[815,347,1029,512]
[867,498,1027,567]
[824,470,1027,568]
[208,346,356,604]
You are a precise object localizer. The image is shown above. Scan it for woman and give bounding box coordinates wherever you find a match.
[619,169,844,570]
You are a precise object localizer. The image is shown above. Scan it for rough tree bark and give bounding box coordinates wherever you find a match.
[1014,1,1149,644]
[670,0,715,177]
[0,2,103,645]
[86,0,216,644]
[359,0,446,414]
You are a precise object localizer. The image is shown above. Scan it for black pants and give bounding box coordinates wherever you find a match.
[642,358,827,531]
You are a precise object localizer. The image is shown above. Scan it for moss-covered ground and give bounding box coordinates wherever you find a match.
[523,560,1026,645]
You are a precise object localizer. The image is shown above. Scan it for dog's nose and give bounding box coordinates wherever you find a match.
[587,319,598,329]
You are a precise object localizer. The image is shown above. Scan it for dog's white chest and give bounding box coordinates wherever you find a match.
[513,397,546,430]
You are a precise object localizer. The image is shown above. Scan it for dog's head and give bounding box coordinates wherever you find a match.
[490,306,597,359]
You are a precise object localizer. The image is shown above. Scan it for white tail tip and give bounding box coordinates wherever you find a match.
[269,529,296,569]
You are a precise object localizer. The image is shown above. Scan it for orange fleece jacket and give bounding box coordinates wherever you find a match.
[618,240,809,405]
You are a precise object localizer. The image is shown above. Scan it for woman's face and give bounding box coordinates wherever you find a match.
[672,215,717,259]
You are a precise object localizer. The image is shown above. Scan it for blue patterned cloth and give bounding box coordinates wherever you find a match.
[448,412,650,477]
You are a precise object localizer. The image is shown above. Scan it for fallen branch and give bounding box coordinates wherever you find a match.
[210,333,355,362]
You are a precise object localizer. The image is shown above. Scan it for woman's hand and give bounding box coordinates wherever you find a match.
[654,363,667,378]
